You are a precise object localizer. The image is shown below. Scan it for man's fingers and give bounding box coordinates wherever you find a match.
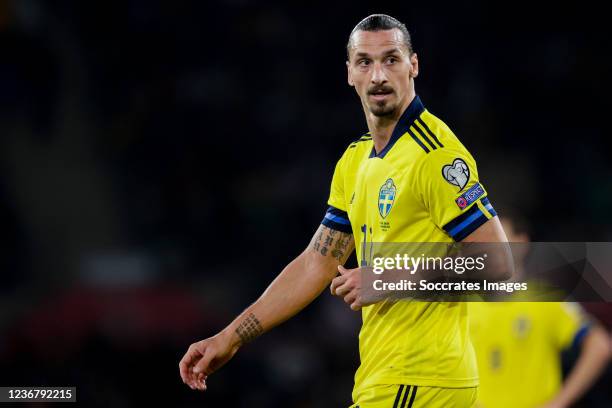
[343,291,357,305]
[179,344,204,384]
[193,347,215,375]
[195,373,207,391]
[179,359,189,384]
[335,281,352,297]
[330,274,348,295]
[190,359,211,390]
[180,357,194,384]
[351,294,364,311]
[338,265,349,275]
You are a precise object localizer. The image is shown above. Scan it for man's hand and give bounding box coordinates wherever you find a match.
[330,265,365,311]
[179,331,240,391]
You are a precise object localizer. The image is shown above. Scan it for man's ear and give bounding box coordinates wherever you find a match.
[347,60,354,87]
[410,52,419,78]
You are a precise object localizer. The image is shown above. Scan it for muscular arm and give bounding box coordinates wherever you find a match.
[179,225,354,389]
[461,216,513,281]
[224,225,354,346]
[461,215,508,243]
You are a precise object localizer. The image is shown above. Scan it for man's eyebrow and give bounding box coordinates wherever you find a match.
[354,48,402,59]
[354,51,371,58]
[382,47,402,56]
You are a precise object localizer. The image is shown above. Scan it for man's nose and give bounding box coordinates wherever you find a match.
[371,62,388,84]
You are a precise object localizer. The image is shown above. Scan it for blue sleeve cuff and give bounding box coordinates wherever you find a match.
[321,206,352,233]
[571,324,591,349]
[443,197,497,241]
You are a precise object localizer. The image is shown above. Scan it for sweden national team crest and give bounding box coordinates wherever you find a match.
[378,178,396,218]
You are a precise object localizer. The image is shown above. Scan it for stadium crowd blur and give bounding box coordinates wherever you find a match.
[0,1,610,406]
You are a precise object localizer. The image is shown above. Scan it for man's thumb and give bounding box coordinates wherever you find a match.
[338,265,348,275]
[193,349,214,375]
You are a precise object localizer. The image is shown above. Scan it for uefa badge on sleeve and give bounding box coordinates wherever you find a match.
[455,182,485,210]
[456,196,468,209]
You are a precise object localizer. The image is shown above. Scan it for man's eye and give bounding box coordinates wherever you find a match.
[358,59,370,66]
[386,57,398,64]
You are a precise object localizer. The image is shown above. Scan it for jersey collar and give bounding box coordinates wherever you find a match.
[369,95,425,159]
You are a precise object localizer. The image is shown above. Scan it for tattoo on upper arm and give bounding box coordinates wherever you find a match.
[311,226,354,263]
[235,313,263,344]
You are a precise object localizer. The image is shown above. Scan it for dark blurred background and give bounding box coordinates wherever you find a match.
[0,0,610,406]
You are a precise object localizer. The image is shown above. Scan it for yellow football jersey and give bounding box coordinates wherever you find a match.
[469,302,588,408]
[322,96,497,402]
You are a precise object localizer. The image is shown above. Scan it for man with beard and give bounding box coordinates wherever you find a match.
[180,14,510,408]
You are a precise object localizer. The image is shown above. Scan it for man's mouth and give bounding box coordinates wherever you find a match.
[369,89,393,101]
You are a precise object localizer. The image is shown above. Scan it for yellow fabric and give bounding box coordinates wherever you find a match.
[469,302,584,408]
[328,110,490,245]
[348,384,478,408]
[327,101,494,402]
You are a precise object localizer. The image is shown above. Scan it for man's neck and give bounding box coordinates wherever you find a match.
[366,92,416,155]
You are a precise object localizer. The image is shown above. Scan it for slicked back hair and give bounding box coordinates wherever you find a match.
[347,14,413,59]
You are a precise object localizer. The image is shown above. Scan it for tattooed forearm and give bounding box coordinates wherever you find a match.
[332,234,351,261]
[311,225,354,263]
[235,313,263,345]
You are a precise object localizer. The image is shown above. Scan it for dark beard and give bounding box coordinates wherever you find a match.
[369,101,398,117]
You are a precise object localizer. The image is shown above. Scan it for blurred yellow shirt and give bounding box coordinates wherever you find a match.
[469,302,587,408]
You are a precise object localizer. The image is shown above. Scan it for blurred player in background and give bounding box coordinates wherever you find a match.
[470,213,611,408]
[180,14,512,407]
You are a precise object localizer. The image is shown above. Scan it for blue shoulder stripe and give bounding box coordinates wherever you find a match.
[412,123,438,151]
[349,133,372,148]
[416,117,444,148]
[406,128,430,153]
[443,198,496,241]
[321,206,352,233]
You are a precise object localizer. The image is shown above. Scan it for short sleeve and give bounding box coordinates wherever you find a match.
[416,147,497,241]
[550,302,590,350]
[321,153,352,233]
[327,154,347,212]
